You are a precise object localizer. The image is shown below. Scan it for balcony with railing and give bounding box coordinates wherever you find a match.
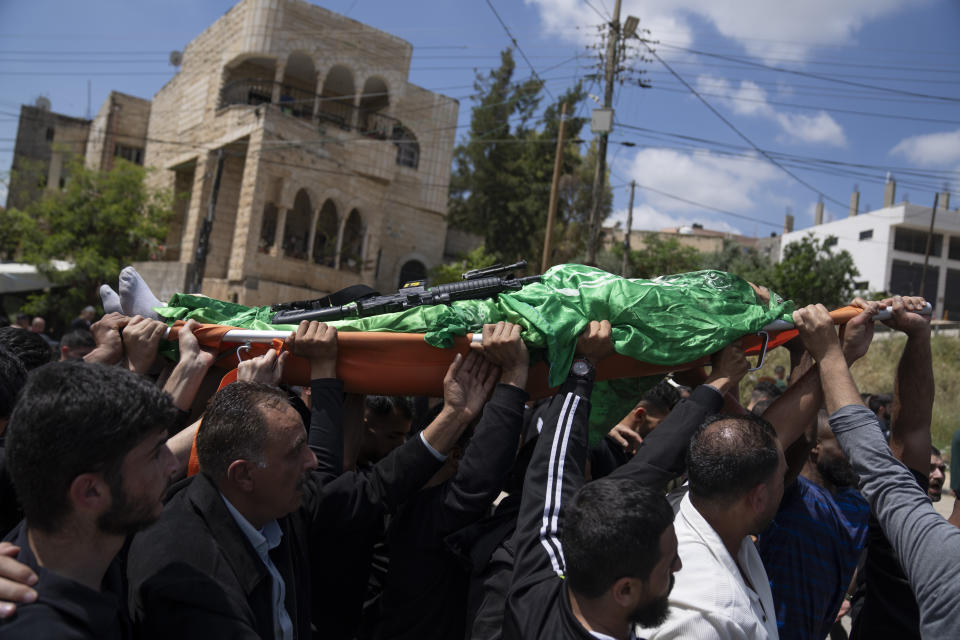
[218,78,403,142]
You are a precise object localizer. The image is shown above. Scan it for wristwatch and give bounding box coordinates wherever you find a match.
[571,358,596,382]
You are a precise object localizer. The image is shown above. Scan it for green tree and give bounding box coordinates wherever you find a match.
[448,49,609,267]
[429,245,500,285]
[618,233,702,279]
[768,233,859,308]
[701,239,776,286]
[0,158,173,326]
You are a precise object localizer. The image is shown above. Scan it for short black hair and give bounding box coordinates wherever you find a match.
[774,365,786,374]
[5,361,177,533]
[15,313,30,325]
[640,380,680,415]
[932,445,941,457]
[60,329,96,350]
[0,345,27,419]
[560,478,673,598]
[0,326,55,370]
[197,382,288,481]
[687,413,780,506]
[364,395,414,420]
[868,393,892,414]
[750,398,774,417]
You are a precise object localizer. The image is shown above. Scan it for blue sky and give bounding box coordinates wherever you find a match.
[1,0,958,239]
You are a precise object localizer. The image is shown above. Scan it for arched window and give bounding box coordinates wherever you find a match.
[319,65,355,129]
[398,260,427,288]
[280,52,316,119]
[259,202,278,253]
[339,209,364,273]
[312,199,338,267]
[283,189,312,260]
[393,126,419,169]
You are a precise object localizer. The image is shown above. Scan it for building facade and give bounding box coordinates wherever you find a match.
[781,182,957,318]
[6,101,91,210]
[141,0,459,305]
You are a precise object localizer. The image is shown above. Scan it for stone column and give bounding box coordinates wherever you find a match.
[178,151,211,263]
[227,127,267,282]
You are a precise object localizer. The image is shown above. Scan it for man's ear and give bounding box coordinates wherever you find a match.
[226,460,257,492]
[68,472,111,514]
[747,482,768,515]
[633,406,647,423]
[610,576,639,609]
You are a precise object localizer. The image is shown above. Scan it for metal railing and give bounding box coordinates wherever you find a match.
[219,78,402,141]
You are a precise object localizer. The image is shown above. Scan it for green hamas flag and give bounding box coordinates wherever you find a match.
[158,264,792,387]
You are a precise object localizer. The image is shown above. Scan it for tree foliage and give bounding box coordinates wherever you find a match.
[702,239,777,287]
[0,158,173,325]
[429,245,500,285]
[448,48,611,267]
[768,234,859,308]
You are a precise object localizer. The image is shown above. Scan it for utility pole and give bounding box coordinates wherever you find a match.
[621,180,635,276]
[542,102,568,274]
[920,192,939,299]
[188,148,226,294]
[585,0,621,264]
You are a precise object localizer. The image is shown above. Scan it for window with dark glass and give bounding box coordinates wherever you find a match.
[894,227,941,256]
[859,229,873,241]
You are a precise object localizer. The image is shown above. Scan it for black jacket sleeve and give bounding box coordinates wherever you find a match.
[435,383,528,536]
[607,383,723,489]
[307,378,345,484]
[303,430,445,536]
[508,374,592,593]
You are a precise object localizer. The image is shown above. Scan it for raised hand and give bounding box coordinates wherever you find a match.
[443,351,499,423]
[286,320,338,379]
[0,542,37,618]
[576,319,615,364]
[237,348,289,386]
[470,321,529,389]
[842,297,881,364]
[84,311,130,365]
[704,341,749,396]
[881,295,930,337]
[123,315,168,374]
[607,423,644,455]
[793,304,842,363]
[177,319,216,371]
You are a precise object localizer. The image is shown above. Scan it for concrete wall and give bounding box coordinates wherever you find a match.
[85,92,151,171]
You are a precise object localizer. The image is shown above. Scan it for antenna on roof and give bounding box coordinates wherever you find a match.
[169,50,183,67]
[34,96,51,111]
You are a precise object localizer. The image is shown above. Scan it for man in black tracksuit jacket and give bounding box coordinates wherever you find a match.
[502,321,686,640]
[126,322,487,639]
[470,342,747,640]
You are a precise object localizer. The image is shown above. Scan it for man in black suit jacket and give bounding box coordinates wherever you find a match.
[127,321,498,639]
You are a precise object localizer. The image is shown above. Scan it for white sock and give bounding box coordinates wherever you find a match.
[118,266,164,319]
[100,284,122,314]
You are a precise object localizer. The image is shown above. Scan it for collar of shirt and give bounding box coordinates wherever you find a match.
[220,493,282,557]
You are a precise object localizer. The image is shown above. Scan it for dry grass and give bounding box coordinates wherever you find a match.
[740,330,960,454]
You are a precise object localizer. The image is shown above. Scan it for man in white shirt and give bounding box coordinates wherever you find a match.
[640,413,786,639]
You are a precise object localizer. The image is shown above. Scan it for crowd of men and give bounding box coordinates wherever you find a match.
[0,289,957,640]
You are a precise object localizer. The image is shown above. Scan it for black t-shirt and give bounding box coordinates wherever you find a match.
[0,522,131,639]
[849,467,928,640]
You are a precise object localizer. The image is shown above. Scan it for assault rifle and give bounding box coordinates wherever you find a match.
[270,260,540,324]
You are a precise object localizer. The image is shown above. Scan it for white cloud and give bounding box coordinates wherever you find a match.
[612,147,783,231]
[890,129,960,167]
[608,202,741,234]
[526,0,912,63]
[695,74,847,146]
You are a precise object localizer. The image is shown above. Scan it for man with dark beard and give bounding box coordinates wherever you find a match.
[504,321,681,640]
[757,410,870,640]
[0,360,180,637]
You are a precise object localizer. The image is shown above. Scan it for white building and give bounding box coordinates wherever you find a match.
[781,182,957,319]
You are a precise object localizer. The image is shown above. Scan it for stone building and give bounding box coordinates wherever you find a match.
[140,0,459,305]
[5,91,150,211]
[5,99,91,210]
[84,91,151,171]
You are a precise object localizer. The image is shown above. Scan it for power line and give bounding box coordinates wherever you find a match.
[639,42,848,210]
[661,44,960,103]
[484,0,555,100]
